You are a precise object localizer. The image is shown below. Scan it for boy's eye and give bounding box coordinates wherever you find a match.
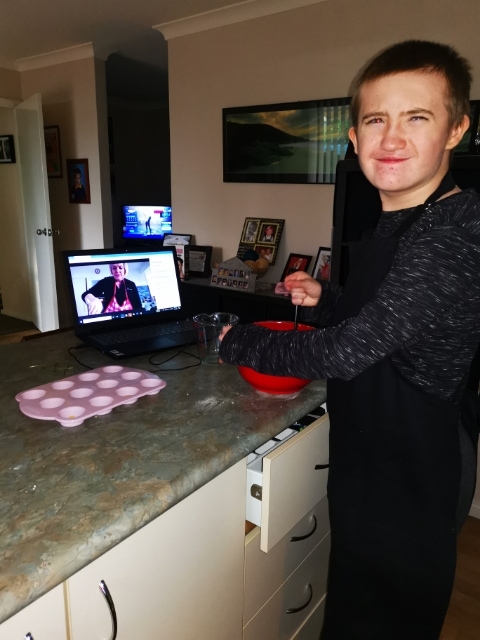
[366,117,384,125]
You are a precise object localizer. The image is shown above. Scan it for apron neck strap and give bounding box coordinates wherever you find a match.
[391,171,456,238]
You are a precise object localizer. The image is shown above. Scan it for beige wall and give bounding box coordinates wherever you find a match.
[165,0,480,515]
[0,67,22,100]
[17,56,110,327]
[0,105,32,321]
[167,0,480,279]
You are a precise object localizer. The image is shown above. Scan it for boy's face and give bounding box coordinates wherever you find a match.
[349,71,469,210]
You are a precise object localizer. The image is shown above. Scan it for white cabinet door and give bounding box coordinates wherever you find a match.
[66,460,246,640]
[0,584,67,640]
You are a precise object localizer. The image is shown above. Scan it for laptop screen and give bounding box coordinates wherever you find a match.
[63,247,184,336]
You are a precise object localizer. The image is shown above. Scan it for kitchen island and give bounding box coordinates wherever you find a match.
[0,329,326,634]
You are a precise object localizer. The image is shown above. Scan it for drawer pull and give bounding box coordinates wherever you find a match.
[315,463,329,470]
[286,583,313,614]
[99,579,118,640]
[290,515,317,542]
[250,483,262,501]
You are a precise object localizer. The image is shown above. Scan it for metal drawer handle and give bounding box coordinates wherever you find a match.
[290,515,317,542]
[315,463,329,470]
[286,583,313,614]
[99,579,118,640]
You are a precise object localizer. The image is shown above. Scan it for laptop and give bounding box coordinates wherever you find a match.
[63,246,195,359]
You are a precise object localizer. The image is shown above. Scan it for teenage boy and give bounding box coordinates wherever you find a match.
[220,40,480,639]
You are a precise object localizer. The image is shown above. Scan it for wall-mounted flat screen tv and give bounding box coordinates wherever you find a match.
[122,205,172,241]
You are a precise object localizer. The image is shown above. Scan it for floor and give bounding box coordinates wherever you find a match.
[440,515,480,639]
[0,314,39,344]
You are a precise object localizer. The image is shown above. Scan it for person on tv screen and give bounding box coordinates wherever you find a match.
[219,40,480,639]
[82,263,142,315]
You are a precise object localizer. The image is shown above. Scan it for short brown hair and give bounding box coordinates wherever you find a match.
[350,40,472,128]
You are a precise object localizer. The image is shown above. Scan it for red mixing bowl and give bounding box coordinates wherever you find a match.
[237,320,314,395]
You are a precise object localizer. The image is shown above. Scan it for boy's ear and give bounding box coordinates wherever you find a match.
[348,127,358,154]
[447,114,470,150]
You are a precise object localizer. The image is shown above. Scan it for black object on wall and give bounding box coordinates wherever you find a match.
[331,155,480,285]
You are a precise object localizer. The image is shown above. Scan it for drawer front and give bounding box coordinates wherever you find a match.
[292,598,326,640]
[261,414,329,551]
[243,534,330,640]
[244,497,329,624]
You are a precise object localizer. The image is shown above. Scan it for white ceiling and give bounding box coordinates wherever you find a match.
[1,0,326,101]
[0,0,243,70]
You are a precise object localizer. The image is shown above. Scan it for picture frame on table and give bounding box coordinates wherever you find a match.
[44,126,62,177]
[185,245,213,278]
[0,135,16,163]
[237,217,284,266]
[163,233,192,245]
[67,158,91,204]
[312,247,332,281]
[280,253,312,282]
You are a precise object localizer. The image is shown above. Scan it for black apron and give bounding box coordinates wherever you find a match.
[321,174,467,640]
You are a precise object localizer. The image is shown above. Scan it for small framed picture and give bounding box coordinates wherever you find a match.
[163,233,192,245]
[241,218,261,243]
[67,159,91,204]
[280,253,312,282]
[237,217,284,266]
[185,245,213,278]
[44,126,62,178]
[0,135,15,163]
[312,247,332,281]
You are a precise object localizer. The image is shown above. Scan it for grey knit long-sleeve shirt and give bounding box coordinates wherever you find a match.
[219,188,480,402]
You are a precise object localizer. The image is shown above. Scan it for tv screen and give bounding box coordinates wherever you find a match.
[122,205,172,241]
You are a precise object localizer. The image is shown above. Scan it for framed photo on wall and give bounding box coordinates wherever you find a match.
[44,126,62,178]
[0,135,15,163]
[280,253,312,282]
[223,98,351,184]
[312,247,332,281]
[67,159,91,204]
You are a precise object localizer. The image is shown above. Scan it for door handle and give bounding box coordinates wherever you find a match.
[99,580,118,640]
[36,228,60,236]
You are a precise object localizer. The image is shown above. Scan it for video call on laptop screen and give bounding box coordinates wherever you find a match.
[65,248,182,327]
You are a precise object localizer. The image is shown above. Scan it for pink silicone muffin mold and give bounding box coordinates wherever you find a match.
[15,366,167,427]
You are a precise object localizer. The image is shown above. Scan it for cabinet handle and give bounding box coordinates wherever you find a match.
[286,583,313,614]
[315,463,329,470]
[290,515,317,542]
[99,580,118,640]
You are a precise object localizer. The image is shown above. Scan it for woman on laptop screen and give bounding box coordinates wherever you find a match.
[82,262,142,315]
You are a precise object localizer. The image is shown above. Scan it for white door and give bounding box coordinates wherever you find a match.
[14,94,59,332]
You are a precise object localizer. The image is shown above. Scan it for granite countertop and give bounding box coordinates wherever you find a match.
[0,330,326,625]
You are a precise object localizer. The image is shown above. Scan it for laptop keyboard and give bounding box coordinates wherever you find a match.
[93,319,195,347]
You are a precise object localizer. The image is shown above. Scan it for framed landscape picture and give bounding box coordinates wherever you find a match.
[223,98,351,184]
